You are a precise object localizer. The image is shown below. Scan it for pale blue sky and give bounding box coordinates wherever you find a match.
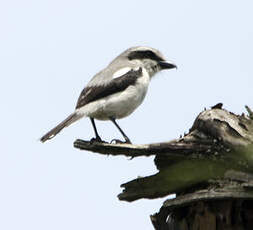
[0,0,252,229]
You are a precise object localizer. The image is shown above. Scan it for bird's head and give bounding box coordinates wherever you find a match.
[121,46,177,77]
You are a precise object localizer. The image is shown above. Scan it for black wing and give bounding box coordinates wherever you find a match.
[75,68,142,109]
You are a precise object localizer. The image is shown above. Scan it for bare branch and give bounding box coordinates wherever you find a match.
[74,106,253,203]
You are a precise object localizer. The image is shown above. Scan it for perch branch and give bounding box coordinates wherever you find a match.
[73,106,253,202]
[74,139,212,159]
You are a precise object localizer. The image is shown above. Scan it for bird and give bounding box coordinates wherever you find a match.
[40,46,177,144]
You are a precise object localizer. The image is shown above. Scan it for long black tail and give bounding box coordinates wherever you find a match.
[40,112,82,143]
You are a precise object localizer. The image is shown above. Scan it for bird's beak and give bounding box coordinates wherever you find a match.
[159,61,177,70]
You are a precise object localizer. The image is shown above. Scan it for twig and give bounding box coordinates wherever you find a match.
[245,105,253,120]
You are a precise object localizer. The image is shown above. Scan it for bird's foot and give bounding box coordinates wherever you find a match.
[110,138,132,144]
[90,136,107,144]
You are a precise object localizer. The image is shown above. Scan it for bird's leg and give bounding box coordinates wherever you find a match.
[90,118,103,142]
[110,117,132,144]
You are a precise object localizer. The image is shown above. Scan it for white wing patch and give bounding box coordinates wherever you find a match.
[112,67,132,79]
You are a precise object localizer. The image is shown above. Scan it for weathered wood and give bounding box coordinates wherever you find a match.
[118,158,251,201]
[151,199,253,230]
[246,105,253,120]
[74,139,213,159]
[151,187,253,230]
[74,140,153,157]
[163,183,253,209]
[74,107,253,167]
[74,105,253,229]
[189,108,253,147]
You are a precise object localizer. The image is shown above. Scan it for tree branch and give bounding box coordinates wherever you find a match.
[74,138,212,159]
[73,106,253,203]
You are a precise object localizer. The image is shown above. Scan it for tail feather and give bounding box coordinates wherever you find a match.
[40,112,82,143]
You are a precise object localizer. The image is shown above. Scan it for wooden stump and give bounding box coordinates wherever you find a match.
[74,104,253,230]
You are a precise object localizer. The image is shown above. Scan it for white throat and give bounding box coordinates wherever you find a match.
[141,60,161,78]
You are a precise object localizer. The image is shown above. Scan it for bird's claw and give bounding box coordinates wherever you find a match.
[110,139,132,144]
[90,137,107,144]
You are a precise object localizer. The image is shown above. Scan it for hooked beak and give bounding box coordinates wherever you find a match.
[159,61,177,70]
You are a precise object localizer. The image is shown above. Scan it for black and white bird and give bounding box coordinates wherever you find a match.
[40,46,177,143]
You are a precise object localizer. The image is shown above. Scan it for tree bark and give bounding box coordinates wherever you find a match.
[74,104,253,230]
